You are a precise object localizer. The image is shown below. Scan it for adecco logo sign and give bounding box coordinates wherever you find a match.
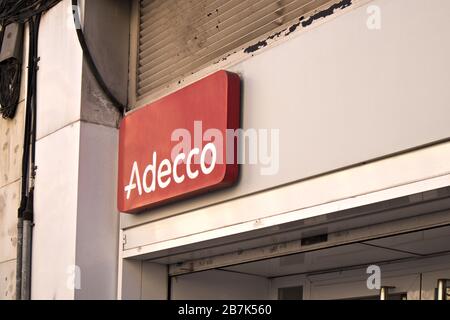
[118,71,241,213]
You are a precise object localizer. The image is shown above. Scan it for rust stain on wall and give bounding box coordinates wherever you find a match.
[244,0,353,54]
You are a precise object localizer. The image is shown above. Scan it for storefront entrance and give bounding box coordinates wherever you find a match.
[119,185,450,301]
[169,225,450,300]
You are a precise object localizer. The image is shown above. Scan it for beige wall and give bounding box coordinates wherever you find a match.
[0,26,28,300]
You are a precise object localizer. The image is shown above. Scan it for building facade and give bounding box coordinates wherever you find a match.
[1,0,450,300]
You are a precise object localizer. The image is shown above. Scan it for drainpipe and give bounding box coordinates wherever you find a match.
[15,215,23,299]
[15,13,41,300]
[21,191,34,300]
[15,16,34,298]
[22,13,41,300]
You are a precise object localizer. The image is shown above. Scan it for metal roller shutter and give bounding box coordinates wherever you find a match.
[137,0,336,99]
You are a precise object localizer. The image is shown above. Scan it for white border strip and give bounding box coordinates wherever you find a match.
[123,174,450,259]
[123,137,450,258]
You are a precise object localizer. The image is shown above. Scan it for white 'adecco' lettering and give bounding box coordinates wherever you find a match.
[124,121,280,200]
[124,143,217,200]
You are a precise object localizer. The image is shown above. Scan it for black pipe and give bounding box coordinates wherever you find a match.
[30,14,40,185]
[6,0,61,300]
[16,12,36,300]
[21,13,41,300]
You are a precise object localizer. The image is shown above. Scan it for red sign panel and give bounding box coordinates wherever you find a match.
[118,71,241,213]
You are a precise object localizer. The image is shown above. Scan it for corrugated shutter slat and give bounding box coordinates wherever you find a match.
[137,0,334,99]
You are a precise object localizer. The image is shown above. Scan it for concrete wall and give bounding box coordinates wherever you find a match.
[30,0,129,299]
[0,101,24,298]
[73,0,130,300]
[31,0,83,299]
[81,0,130,128]
[0,24,28,300]
[74,122,119,299]
[33,122,81,299]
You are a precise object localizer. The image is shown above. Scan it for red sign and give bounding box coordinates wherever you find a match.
[118,71,241,213]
